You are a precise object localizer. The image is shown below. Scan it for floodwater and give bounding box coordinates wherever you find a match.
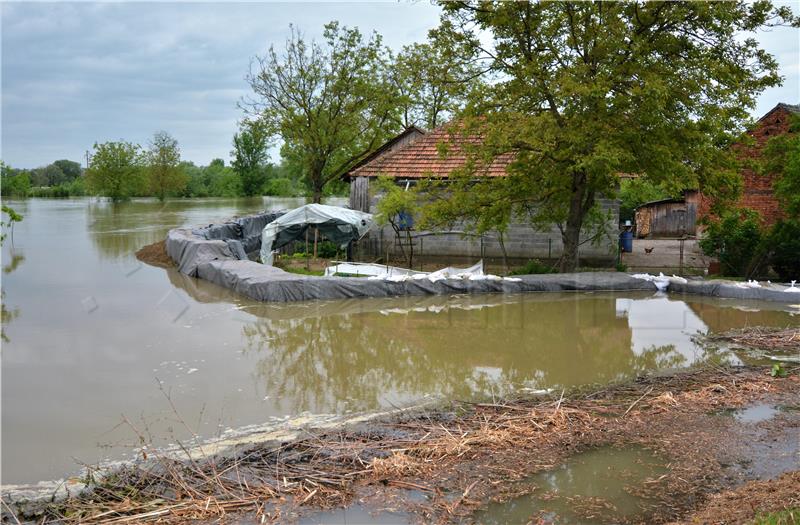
[2,198,798,485]
[471,446,668,524]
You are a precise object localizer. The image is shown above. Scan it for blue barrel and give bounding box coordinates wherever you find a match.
[620,230,633,253]
[397,211,414,230]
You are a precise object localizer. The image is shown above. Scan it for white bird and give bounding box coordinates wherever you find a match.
[784,280,800,293]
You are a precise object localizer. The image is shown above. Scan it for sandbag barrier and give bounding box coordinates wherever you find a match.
[166,214,799,304]
[166,211,284,276]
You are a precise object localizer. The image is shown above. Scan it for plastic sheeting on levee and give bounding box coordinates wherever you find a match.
[166,211,283,276]
[260,204,374,265]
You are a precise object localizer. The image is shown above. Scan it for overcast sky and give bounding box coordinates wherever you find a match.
[1,1,798,169]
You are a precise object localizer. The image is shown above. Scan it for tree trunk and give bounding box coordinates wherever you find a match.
[312,187,323,204]
[498,231,509,274]
[559,174,591,273]
[405,229,413,269]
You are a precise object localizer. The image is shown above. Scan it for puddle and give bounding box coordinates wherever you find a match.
[471,446,667,524]
[297,504,411,524]
[715,404,780,424]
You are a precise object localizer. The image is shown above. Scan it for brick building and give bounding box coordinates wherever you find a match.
[699,102,799,225]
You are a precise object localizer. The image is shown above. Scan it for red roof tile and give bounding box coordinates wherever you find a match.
[347,125,512,179]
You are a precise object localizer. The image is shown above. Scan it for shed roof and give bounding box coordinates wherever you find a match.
[634,197,686,211]
[346,125,426,175]
[757,102,800,123]
[346,124,513,180]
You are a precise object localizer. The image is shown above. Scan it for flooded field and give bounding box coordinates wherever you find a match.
[2,198,798,485]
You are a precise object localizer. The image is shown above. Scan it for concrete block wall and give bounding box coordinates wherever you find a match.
[358,197,619,265]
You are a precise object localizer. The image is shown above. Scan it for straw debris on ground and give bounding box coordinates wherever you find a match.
[705,326,800,351]
[8,365,799,525]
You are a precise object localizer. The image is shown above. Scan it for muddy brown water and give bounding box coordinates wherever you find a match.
[471,446,668,525]
[2,198,799,485]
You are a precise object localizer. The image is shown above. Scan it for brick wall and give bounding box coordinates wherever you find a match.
[698,105,794,226]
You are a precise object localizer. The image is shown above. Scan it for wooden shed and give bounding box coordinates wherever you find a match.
[634,191,699,238]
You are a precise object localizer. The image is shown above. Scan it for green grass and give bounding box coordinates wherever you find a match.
[753,509,800,525]
[508,259,557,275]
[280,266,325,276]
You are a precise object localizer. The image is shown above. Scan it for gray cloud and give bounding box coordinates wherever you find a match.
[1,1,797,169]
[1,1,442,167]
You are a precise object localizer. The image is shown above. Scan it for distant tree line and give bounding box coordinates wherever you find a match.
[1,129,310,201]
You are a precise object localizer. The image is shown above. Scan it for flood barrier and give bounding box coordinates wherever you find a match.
[165,211,800,304]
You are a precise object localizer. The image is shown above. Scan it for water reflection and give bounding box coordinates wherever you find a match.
[239,293,732,413]
[1,250,24,342]
[86,198,266,259]
[472,446,668,524]
[3,197,797,485]
[86,196,344,259]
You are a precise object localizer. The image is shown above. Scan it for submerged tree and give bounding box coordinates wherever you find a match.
[147,131,186,201]
[86,141,146,202]
[421,1,796,271]
[244,21,401,202]
[232,120,270,197]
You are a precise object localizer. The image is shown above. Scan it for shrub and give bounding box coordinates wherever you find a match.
[700,208,764,277]
[767,219,800,282]
[509,259,557,275]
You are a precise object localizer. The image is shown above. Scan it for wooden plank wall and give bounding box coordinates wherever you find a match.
[349,177,370,212]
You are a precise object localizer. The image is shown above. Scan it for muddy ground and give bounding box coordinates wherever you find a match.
[11,362,797,525]
[134,240,174,268]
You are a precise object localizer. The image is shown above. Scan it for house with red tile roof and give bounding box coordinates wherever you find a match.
[344,124,620,267]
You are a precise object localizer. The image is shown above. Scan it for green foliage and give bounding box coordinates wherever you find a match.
[1,205,23,245]
[423,1,792,271]
[86,141,146,201]
[181,159,243,198]
[765,219,800,282]
[770,362,788,378]
[147,131,186,201]
[763,115,800,219]
[232,120,270,197]
[616,262,628,273]
[52,159,82,181]
[1,162,31,197]
[700,208,764,277]
[316,241,341,259]
[374,176,419,266]
[245,21,402,202]
[374,176,418,227]
[392,36,477,129]
[263,177,297,197]
[619,178,673,223]
[509,259,557,276]
[28,177,86,198]
[752,508,799,524]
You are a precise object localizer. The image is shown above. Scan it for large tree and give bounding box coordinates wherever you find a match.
[421,1,796,271]
[86,141,146,202]
[244,22,401,202]
[392,28,481,130]
[232,120,269,196]
[147,131,186,201]
[53,159,82,181]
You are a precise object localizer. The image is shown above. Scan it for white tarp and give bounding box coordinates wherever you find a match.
[323,261,428,278]
[260,204,374,265]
